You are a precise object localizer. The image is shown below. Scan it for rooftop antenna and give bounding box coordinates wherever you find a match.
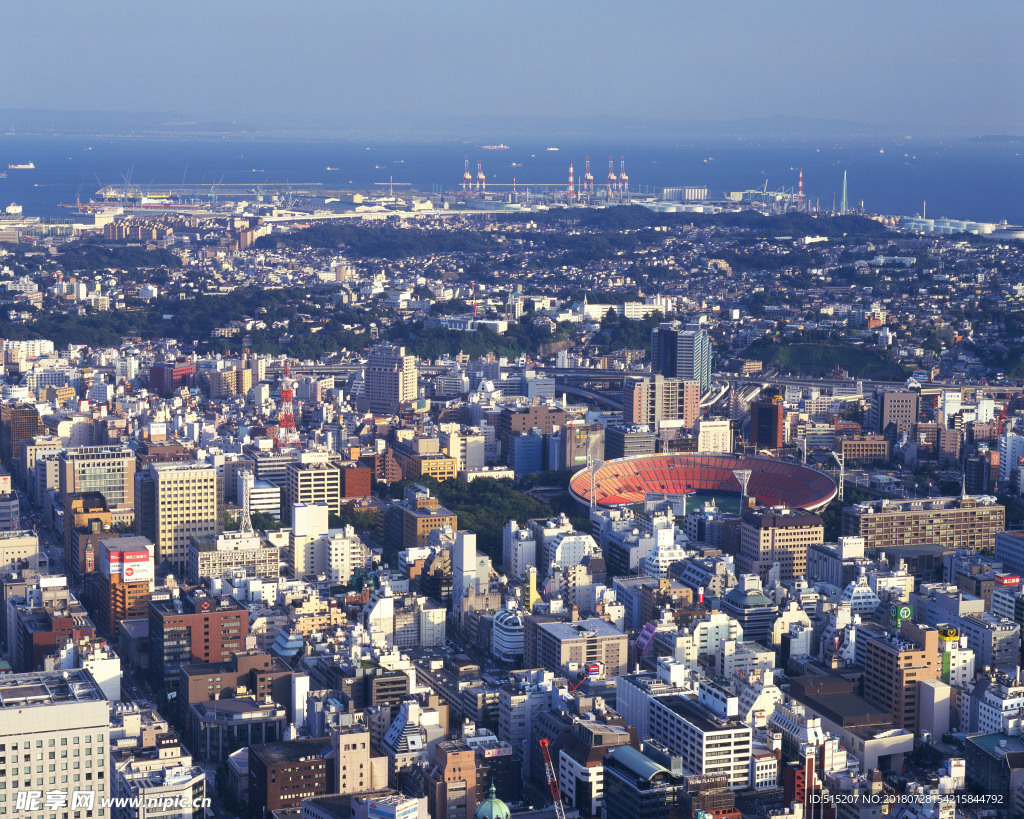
[732,469,752,510]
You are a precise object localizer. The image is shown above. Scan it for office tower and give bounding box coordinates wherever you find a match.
[651,321,711,394]
[136,463,221,574]
[862,622,939,735]
[0,402,42,475]
[148,590,249,691]
[248,738,333,814]
[648,681,752,789]
[737,506,824,583]
[424,740,477,819]
[623,375,701,429]
[869,388,920,442]
[0,669,110,818]
[749,393,784,450]
[365,345,418,414]
[284,457,341,523]
[524,617,629,676]
[59,444,137,515]
[97,536,154,638]
[842,495,1005,553]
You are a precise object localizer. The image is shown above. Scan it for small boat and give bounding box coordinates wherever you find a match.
[546,147,559,151]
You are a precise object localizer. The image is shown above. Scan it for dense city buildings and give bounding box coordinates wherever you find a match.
[1,160,1023,819]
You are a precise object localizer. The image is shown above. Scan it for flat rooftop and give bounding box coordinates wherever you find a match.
[652,693,747,734]
[0,669,105,708]
[537,617,625,641]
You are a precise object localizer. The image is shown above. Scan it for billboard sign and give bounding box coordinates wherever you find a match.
[888,603,913,628]
[103,547,153,583]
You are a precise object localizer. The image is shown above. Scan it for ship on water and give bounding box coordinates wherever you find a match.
[7,162,34,170]
[477,144,509,150]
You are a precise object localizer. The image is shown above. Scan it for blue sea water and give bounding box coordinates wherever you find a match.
[0,133,1021,225]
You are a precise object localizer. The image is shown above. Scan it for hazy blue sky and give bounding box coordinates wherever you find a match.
[2,1,1021,135]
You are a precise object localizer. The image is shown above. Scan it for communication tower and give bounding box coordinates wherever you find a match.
[840,171,848,215]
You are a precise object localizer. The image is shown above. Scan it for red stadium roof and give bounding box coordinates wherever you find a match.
[570,453,838,512]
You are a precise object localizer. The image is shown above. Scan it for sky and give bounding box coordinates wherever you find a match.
[1,1,1022,137]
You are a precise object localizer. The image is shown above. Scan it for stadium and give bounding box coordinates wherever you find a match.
[569,453,838,512]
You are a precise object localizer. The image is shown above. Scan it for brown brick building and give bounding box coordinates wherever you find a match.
[249,738,333,814]
[148,591,248,690]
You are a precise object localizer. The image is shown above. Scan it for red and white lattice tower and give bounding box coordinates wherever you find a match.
[619,156,629,202]
[567,163,574,199]
[476,160,486,193]
[798,167,804,207]
[606,155,618,198]
[277,386,298,446]
[583,155,594,197]
[463,155,473,192]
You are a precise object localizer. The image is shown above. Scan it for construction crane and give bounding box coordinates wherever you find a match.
[538,738,567,819]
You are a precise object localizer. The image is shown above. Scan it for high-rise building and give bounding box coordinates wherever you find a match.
[524,617,628,676]
[869,388,920,443]
[749,394,784,451]
[648,682,752,790]
[97,536,154,638]
[0,669,111,818]
[59,445,137,517]
[425,740,477,819]
[148,590,248,691]
[365,345,418,414]
[737,506,824,583]
[862,622,939,736]
[136,462,221,574]
[249,738,333,815]
[623,375,701,429]
[651,321,711,394]
[284,458,341,523]
[0,402,42,476]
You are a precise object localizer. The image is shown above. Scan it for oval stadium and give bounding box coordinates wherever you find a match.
[569,453,838,512]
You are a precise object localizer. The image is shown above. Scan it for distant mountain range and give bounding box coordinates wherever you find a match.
[0,107,1009,142]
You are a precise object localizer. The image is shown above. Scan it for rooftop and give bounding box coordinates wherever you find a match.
[0,669,105,708]
[537,617,625,641]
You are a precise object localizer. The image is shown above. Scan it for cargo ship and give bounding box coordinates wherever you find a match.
[477,144,509,150]
[7,162,34,170]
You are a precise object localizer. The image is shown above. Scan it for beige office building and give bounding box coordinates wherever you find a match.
[737,506,825,583]
[137,462,221,573]
[526,617,628,677]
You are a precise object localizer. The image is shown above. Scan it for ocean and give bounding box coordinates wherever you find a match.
[0,133,1021,225]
